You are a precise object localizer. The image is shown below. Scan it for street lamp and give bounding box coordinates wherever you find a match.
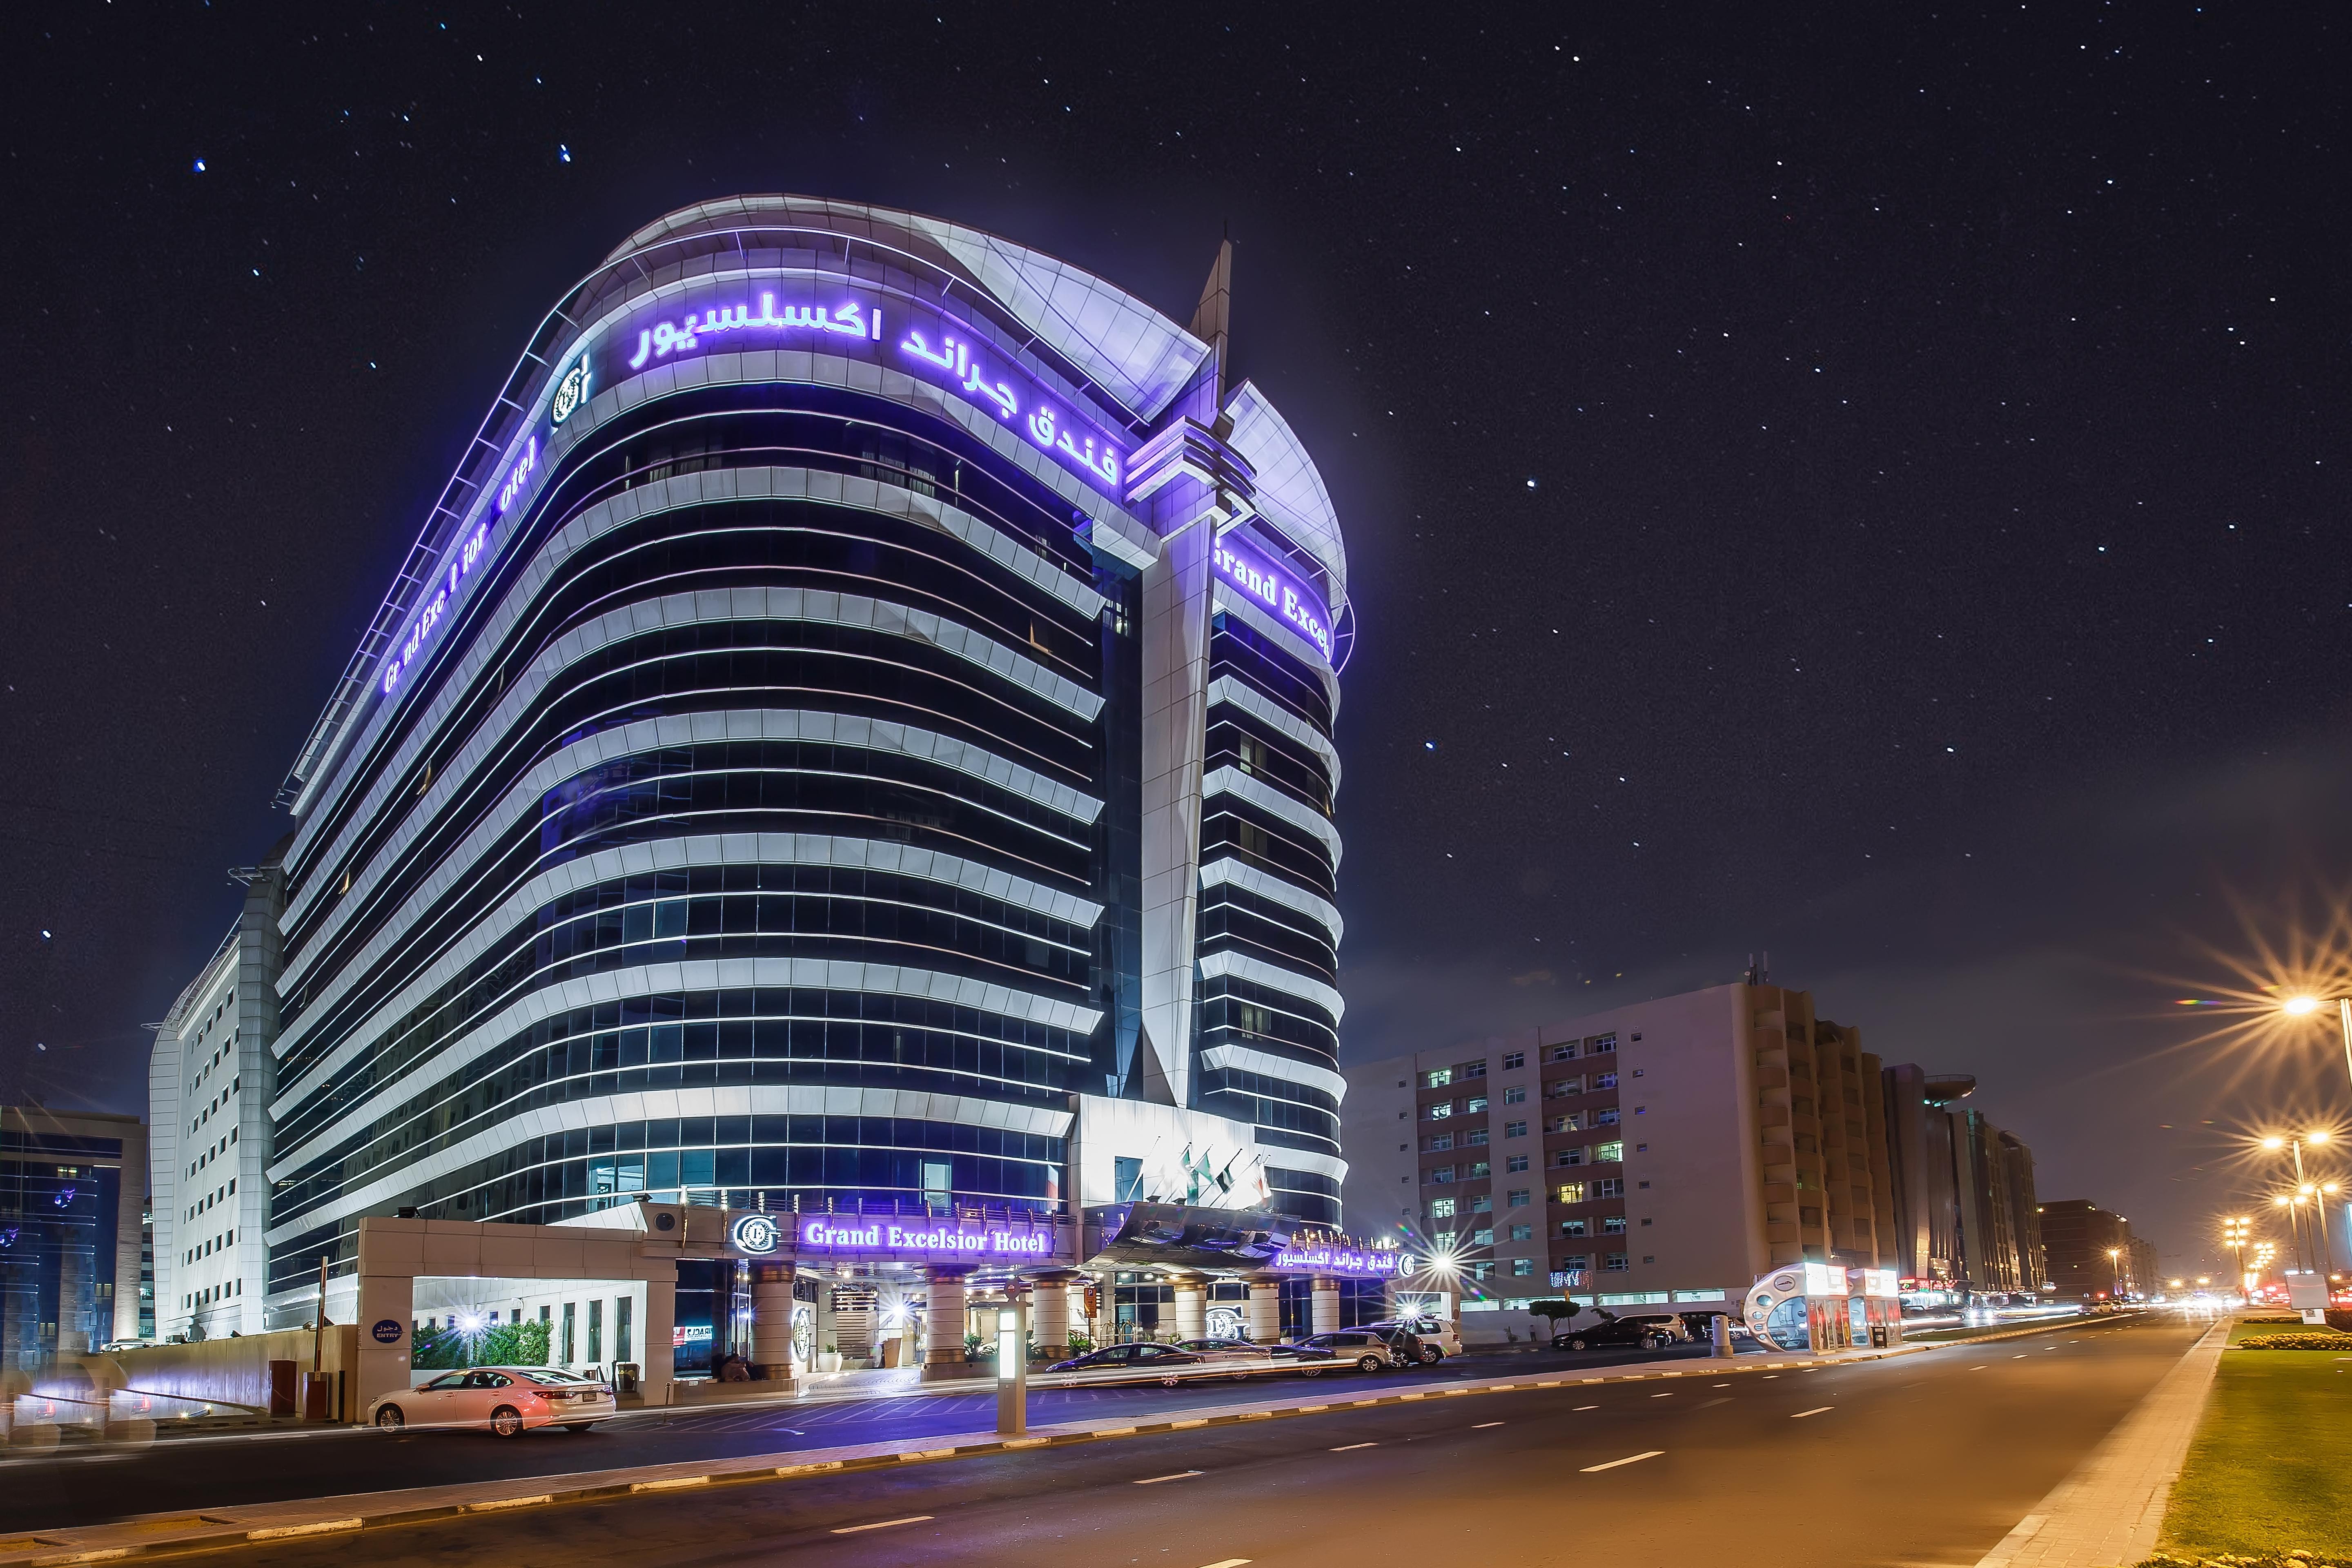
[2107,1245,2124,1300]
[2259,1132,2334,1276]
[2278,994,2352,1100]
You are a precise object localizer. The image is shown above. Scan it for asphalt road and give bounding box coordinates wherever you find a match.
[22,1316,2206,1564]
[0,1338,1756,1534]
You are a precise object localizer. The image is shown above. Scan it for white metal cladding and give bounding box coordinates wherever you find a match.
[1206,674,1340,793]
[1222,379,1345,605]
[605,196,1213,425]
[1198,1042,1348,1104]
[268,953,1101,1189]
[1202,765,1343,866]
[1197,855,1343,944]
[286,457,1106,893]
[1196,949,1345,1025]
[270,828,1105,1105]
[1258,1145,1348,1183]
[276,699,1102,1101]
[1212,584,1341,714]
[288,330,1127,842]
[264,1082,1079,1247]
[281,582,1100,976]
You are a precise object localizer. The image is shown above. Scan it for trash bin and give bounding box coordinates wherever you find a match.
[613,1363,640,1396]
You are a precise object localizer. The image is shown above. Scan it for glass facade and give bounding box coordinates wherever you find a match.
[245,200,1350,1308]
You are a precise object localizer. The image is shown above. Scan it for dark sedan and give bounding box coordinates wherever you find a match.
[1550,1312,1686,1353]
[1046,1343,1207,1385]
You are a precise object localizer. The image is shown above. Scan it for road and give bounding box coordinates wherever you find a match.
[20,1315,2206,1565]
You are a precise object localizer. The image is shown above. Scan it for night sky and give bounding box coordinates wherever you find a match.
[5,4,2347,1277]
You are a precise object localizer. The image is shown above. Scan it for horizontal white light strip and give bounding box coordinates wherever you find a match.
[1212,583,1340,715]
[272,829,1105,1123]
[265,1082,1076,1247]
[1198,1042,1347,1104]
[1202,765,1342,866]
[1206,675,1339,793]
[1256,1143,1348,1183]
[1198,855,1342,945]
[269,954,1099,1185]
[1196,949,1345,1023]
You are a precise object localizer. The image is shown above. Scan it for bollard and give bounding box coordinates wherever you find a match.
[995,1298,1028,1436]
[1711,1314,1735,1359]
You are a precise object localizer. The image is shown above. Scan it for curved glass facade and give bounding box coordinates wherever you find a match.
[254,199,1352,1302]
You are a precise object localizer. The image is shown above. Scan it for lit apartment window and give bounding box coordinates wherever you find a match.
[1596,1141,1624,1163]
[1472,1227,1494,1245]
[1423,1069,1453,1088]
[1502,1051,1525,1069]
[1466,1096,1488,1114]
[1554,1183,1586,1205]
[1234,1002,1273,1036]
[1549,1113,1582,1134]
[1510,1223,1534,1241]
[1428,1102,1453,1120]
[1468,1168,1491,1186]
[1511,1259,1535,1277]
[1430,1198,1456,1219]
[1595,1071,1619,1090]
[1603,1216,1629,1234]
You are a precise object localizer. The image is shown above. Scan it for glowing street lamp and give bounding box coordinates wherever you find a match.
[2278,994,2352,1100]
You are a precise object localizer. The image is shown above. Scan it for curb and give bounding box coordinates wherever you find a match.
[0,1342,1942,1565]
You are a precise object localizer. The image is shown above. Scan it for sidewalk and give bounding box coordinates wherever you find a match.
[0,1341,1922,1566]
[1971,1316,2230,1568]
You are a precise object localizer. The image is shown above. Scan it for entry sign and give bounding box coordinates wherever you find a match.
[372,1319,404,1344]
[731,1213,783,1255]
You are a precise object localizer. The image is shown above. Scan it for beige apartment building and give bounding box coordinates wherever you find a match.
[1342,983,1899,1310]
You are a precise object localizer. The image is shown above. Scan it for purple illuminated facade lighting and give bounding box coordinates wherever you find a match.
[1211,529,1333,660]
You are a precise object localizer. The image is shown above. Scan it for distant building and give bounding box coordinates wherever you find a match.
[0,1105,148,1365]
[1880,1065,2045,1295]
[1341,982,1898,1313]
[2038,1199,2147,1301]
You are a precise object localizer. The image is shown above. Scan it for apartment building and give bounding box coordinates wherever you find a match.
[1343,982,1898,1310]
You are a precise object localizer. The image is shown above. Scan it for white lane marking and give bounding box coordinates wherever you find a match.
[1473,1421,1506,1428]
[831,1515,934,1534]
[1136,1470,1204,1485]
[1573,1404,1600,1411]
[2013,1354,2030,1359]
[1762,1374,1780,1379]
[1969,1364,1990,1370]
[1199,1560,1253,1568]
[1331,1441,1379,1451]
[1649,1392,1675,1398]
[1581,1450,1666,1472]
[1713,1383,1731,1388]
[1791,1406,1834,1418]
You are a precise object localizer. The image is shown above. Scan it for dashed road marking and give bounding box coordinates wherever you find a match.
[1791,1406,1834,1419]
[1330,1442,1379,1452]
[1581,1450,1665,1472]
[1473,1421,1505,1428]
[831,1515,933,1534]
[1573,1404,1599,1410]
[1136,1470,1204,1485]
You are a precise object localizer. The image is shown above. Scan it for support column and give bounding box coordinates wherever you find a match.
[1172,1274,1207,1339]
[352,1274,415,1417]
[1310,1276,1341,1334]
[640,1274,677,1407]
[923,1267,979,1380]
[1031,1271,1075,1358]
[1089,1274,1118,1347]
[750,1261,797,1385]
[1245,1274,1282,1343]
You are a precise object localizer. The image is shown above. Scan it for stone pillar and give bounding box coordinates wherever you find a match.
[1031,1272,1074,1356]
[924,1267,978,1380]
[1172,1274,1207,1339]
[641,1275,677,1407]
[1088,1274,1118,1346]
[352,1274,415,1416]
[1310,1276,1342,1333]
[750,1261,797,1384]
[1245,1275,1282,1343]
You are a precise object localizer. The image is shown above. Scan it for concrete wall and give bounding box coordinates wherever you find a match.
[111,1325,358,1415]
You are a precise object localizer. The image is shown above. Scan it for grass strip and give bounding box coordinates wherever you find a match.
[2160,1348,2352,1561]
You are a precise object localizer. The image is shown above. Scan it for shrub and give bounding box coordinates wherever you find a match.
[2232,1333,2352,1351]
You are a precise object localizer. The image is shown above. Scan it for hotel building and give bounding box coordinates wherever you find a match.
[147,198,1383,1396]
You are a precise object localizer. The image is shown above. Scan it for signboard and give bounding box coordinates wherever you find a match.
[1211,528,1334,662]
[797,1216,1053,1260]
[371,1319,404,1345]
[730,1212,784,1256]
[1265,1244,1409,1279]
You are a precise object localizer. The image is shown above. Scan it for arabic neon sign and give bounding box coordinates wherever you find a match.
[1212,529,1333,661]
[1267,1245,1408,1279]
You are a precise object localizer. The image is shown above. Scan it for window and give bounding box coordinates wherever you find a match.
[1472,1227,1494,1245]
[1503,1051,1525,1070]
[1460,1061,1487,1080]
[1468,1261,1495,1281]
[1502,1085,1527,1105]
[1432,1231,1459,1248]
[1509,1223,1534,1241]
[1507,1187,1531,1207]
[1560,1218,1589,1237]
[1425,1134,1454,1152]
[1468,1162,1491,1180]
[921,1160,952,1207]
[1466,1128,1489,1146]
[1237,733,1267,776]
[1554,1183,1586,1205]
[1595,1071,1619,1090]
[1555,1148,1585,1167]
[1423,1069,1453,1088]
[1470,1193,1492,1212]
[1594,1107,1620,1126]
[1429,1198,1457,1219]
[1505,1120,1528,1139]
[1115,1156,1144,1201]
[1592,1178,1624,1199]
[1548,1042,1577,1062]
[1506,1154,1529,1173]
[1590,1034,1617,1054]
[1596,1141,1624,1163]
[1235,1002,1273,1036]
[1550,1111,1584,1134]
[1466,1096,1488,1114]
[1428,1102,1453,1120]
[1603,1216,1629,1234]
[1604,1253,1631,1272]
[1238,820,1272,859]
[1511,1259,1535,1277]
[1428,1166,1456,1184]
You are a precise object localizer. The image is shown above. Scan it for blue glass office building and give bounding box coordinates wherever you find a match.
[246,199,1354,1316]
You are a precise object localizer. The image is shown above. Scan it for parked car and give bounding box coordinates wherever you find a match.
[1550,1312,1684,1354]
[1362,1314,1461,1359]
[1290,1330,1404,1373]
[1263,1341,1339,1375]
[1358,1319,1447,1365]
[1170,1338,1279,1375]
[1046,1343,1207,1386]
[369,1365,617,1437]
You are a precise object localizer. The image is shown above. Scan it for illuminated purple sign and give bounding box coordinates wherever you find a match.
[1212,530,1333,662]
[797,1217,1055,1259]
[380,516,493,698]
[603,284,1124,490]
[1267,1245,1408,1278]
